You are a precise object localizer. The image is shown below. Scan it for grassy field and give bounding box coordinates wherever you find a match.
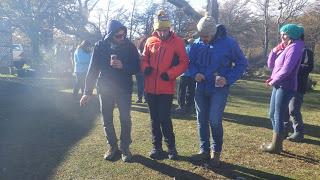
[0,74,319,180]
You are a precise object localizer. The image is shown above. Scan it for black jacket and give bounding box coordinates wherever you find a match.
[84,20,140,95]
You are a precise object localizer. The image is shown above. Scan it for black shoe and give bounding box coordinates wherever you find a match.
[174,107,186,114]
[135,99,143,103]
[149,148,164,159]
[168,148,178,160]
[192,150,210,161]
[287,133,304,142]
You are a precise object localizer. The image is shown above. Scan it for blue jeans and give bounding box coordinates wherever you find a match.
[269,87,294,134]
[99,91,132,150]
[135,72,144,99]
[195,87,229,153]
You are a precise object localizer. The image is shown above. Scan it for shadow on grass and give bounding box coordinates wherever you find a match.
[131,103,197,121]
[132,155,207,180]
[0,80,100,180]
[223,112,320,141]
[177,155,291,180]
[281,151,320,165]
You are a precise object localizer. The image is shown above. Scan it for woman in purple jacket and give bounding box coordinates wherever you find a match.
[262,24,305,154]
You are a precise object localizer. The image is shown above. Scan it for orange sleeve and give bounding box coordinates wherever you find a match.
[141,41,150,72]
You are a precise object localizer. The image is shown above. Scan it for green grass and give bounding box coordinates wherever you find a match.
[0,75,319,180]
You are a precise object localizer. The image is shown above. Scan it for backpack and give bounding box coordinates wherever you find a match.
[297,48,314,93]
[301,48,314,71]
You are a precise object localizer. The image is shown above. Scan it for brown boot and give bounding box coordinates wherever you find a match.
[209,152,221,168]
[261,132,283,154]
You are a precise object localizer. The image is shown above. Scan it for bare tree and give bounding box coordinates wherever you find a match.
[167,0,202,21]
[276,0,308,39]
[129,0,136,40]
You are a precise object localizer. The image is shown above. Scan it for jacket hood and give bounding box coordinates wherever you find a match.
[104,20,127,41]
[214,24,227,39]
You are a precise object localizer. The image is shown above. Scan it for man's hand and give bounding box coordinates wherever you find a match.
[110,59,123,69]
[195,73,205,82]
[215,76,227,87]
[160,72,169,81]
[80,95,91,106]
[144,66,153,76]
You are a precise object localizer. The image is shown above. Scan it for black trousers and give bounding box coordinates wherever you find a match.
[177,76,196,108]
[73,72,86,96]
[146,93,175,149]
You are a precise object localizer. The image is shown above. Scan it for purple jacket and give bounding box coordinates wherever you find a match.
[267,40,305,91]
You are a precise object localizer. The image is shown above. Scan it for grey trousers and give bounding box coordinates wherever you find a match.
[99,92,132,150]
[284,92,304,135]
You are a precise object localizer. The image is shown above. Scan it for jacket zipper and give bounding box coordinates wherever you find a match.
[154,47,162,94]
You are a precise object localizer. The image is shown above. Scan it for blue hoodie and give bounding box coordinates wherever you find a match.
[189,24,248,92]
[73,48,91,73]
[84,20,140,95]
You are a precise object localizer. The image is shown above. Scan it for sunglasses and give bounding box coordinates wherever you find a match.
[114,33,125,39]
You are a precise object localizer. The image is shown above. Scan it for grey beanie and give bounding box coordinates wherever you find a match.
[197,15,216,36]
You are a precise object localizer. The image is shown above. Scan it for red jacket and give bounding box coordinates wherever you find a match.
[142,32,188,94]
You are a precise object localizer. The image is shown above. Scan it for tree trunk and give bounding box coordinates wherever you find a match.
[129,0,136,40]
[26,23,41,63]
[263,0,270,60]
[167,0,202,21]
[207,0,219,23]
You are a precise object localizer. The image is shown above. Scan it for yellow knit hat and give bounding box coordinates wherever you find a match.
[153,10,171,30]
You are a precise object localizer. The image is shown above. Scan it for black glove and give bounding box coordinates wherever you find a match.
[160,72,169,81]
[144,66,153,76]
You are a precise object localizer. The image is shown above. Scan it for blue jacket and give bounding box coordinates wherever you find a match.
[84,20,140,95]
[181,44,192,77]
[73,48,91,73]
[189,25,248,92]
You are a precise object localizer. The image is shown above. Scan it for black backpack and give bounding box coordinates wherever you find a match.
[297,48,314,93]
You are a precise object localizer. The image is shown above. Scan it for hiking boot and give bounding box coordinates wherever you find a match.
[287,133,304,142]
[168,148,178,160]
[104,146,119,160]
[174,107,186,114]
[192,150,210,161]
[209,152,221,168]
[149,148,164,159]
[121,148,132,162]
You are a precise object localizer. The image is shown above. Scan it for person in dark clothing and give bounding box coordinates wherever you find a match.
[284,35,314,142]
[80,20,140,162]
[135,36,148,103]
[175,38,196,114]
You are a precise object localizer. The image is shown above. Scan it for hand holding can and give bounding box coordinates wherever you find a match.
[110,54,117,66]
[215,75,227,87]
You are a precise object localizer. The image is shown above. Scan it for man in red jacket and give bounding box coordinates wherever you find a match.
[141,10,188,160]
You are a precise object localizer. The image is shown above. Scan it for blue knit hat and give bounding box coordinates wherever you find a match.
[280,24,304,40]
